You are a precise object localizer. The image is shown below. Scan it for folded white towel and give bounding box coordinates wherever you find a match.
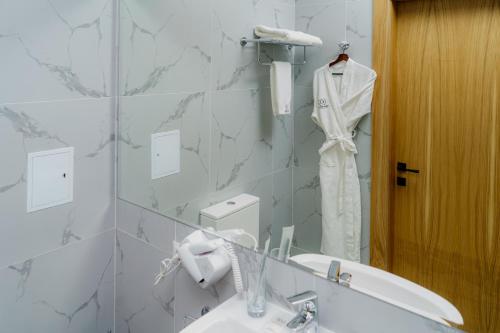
[255,25,323,46]
[270,61,292,116]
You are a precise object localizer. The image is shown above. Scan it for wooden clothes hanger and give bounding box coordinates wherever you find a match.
[329,41,350,75]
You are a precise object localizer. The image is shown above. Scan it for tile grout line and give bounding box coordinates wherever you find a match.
[117,228,171,256]
[112,0,121,331]
[0,227,116,271]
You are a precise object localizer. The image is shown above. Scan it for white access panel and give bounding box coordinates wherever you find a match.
[151,130,180,180]
[27,147,74,213]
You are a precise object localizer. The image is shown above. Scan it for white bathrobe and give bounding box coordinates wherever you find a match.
[312,59,376,261]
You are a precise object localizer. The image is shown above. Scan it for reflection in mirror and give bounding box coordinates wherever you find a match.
[118,0,499,331]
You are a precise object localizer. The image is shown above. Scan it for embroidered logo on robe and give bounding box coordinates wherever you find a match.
[317,98,329,109]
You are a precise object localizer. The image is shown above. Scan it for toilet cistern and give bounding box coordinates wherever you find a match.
[200,194,260,248]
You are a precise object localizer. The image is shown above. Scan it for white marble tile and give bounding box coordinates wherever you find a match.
[118,92,210,213]
[0,0,113,104]
[0,98,114,268]
[0,230,114,333]
[210,89,273,192]
[293,85,323,168]
[116,230,175,333]
[294,0,346,87]
[271,168,293,249]
[346,0,373,67]
[117,199,176,254]
[273,114,294,171]
[119,0,211,96]
[292,167,322,253]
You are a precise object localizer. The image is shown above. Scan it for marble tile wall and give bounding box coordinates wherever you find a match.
[117,200,461,333]
[0,0,116,331]
[117,0,296,250]
[292,0,373,263]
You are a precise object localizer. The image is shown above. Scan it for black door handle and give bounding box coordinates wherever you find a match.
[397,162,419,174]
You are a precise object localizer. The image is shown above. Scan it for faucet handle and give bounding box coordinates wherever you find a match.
[286,291,318,306]
[327,260,341,281]
[339,272,352,287]
[286,291,318,332]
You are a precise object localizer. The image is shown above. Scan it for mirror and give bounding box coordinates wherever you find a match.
[118,0,370,264]
[118,0,499,331]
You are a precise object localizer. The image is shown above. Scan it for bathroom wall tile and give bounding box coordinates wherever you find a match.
[0,230,114,333]
[210,88,273,192]
[292,166,322,253]
[173,264,236,333]
[313,275,462,333]
[248,175,274,247]
[210,0,294,91]
[116,230,175,333]
[346,0,373,67]
[117,199,176,254]
[273,114,295,171]
[118,92,210,213]
[294,1,346,87]
[119,0,211,95]
[0,98,114,268]
[271,168,294,249]
[293,85,323,168]
[0,0,113,104]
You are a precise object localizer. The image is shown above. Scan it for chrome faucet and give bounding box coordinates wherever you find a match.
[327,260,352,287]
[286,291,318,333]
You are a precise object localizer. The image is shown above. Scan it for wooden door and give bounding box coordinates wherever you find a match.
[373,0,500,332]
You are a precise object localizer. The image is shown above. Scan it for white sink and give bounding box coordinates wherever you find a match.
[197,319,257,333]
[290,254,463,326]
[180,294,335,333]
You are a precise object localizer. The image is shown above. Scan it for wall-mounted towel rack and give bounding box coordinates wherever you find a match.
[240,37,315,66]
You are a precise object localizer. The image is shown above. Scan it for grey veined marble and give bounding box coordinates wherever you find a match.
[0,0,113,104]
[119,0,211,96]
[115,230,175,333]
[118,92,210,213]
[0,231,114,333]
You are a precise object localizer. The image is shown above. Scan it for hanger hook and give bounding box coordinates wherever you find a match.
[338,41,350,53]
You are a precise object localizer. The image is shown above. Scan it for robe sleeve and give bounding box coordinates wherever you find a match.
[344,70,377,130]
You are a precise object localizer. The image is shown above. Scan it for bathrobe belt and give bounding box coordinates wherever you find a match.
[318,135,357,155]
